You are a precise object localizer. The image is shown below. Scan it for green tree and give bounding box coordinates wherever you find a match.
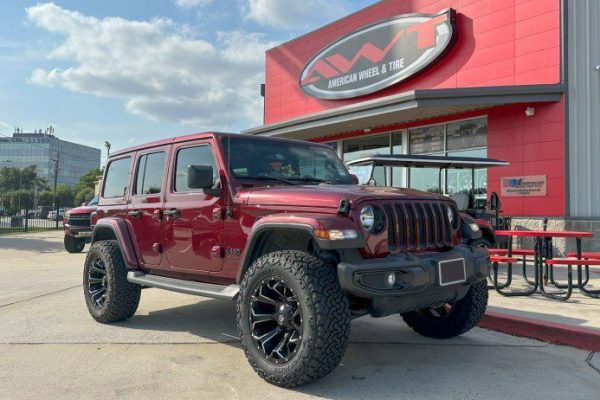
[74,168,102,205]
[0,165,47,194]
[38,184,75,208]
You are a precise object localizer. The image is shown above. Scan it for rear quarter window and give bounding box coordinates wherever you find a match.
[103,157,132,198]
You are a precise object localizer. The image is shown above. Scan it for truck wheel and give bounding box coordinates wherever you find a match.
[83,240,141,323]
[237,250,350,387]
[64,235,85,253]
[402,280,488,339]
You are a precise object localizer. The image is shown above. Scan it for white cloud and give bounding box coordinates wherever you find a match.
[0,120,8,132]
[242,0,350,29]
[174,0,212,9]
[26,3,276,130]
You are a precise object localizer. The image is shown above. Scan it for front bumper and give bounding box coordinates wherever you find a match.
[338,245,488,317]
[64,225,93,239]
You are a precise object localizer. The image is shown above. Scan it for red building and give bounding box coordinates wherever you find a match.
[244,0,600,251]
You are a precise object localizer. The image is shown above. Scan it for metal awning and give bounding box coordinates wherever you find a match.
[346,154,510,169]
[242,84,564,140]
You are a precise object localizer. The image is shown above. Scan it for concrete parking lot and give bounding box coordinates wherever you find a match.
[1,231,599,400]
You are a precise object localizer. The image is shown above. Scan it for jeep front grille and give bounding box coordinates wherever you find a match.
[68,213,92,227]
[382,201,454,251]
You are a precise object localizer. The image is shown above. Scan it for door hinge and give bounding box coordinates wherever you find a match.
[211,245,224,258]
[152,243,163,253]
[213,207,230,220]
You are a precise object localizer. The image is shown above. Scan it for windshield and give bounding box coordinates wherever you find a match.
[220,136,353,185]
[87,195,99,206]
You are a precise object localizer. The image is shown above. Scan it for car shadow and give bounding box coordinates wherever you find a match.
[0,236,68,253]
[115,296,578,399]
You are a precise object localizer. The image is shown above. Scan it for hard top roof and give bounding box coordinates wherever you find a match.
[346,154,509,169]
[109,132,329,158]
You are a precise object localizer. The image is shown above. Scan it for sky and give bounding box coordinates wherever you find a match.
[0,0,376,160]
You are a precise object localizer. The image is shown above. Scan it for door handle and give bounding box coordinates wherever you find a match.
[128,210,142,218]
[163,208,180,219]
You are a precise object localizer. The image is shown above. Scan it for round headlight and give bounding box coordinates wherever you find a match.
[359,205,376,231]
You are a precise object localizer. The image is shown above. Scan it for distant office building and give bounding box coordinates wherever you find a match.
[0,127,101,187]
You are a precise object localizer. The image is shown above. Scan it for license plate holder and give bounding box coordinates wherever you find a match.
[438,258,466,286]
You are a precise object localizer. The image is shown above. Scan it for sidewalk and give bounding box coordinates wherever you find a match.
[482,264,600,351]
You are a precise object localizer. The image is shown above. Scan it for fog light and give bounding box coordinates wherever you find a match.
[386,272,397,288]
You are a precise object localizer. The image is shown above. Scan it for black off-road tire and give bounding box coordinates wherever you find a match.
[470,238,492,249]
[83,240,141,323]
[237,250,351,387]
[402,280,488,339]
[64,234,85,253]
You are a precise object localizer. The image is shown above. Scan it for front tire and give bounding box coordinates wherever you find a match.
[237,250,351,387]
[402,280,488,339]
[64,234,85,253]
[83,240,141,323]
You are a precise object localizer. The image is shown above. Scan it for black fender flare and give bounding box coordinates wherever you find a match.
[236,222,365,283]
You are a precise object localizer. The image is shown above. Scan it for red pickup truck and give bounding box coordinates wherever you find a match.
[63,195,98,253]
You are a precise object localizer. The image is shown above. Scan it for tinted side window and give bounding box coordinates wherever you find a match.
[135,152,166,195]
[174,145,217,192]
[103,157,131,198]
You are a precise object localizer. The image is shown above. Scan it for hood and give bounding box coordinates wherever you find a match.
[66,205,97,215]
[237,184,451,209]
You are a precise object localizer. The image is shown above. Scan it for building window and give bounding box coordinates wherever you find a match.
[343,134,390,186]
[408,117,487,196]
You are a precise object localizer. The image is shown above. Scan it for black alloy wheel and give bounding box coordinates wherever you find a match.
[87,256,108,309]
[83,240,140,323]
[250,276,303,364]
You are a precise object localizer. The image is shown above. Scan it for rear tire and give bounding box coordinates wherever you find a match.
[402,280,488,339]
[83,240,141,323]
[237,250,350,387]
[64,235,85,253]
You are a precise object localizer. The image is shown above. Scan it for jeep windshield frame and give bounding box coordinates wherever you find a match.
[219,136,353,185]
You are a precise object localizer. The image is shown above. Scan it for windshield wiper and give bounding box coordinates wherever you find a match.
[288,176,331,184]
[244,174,297,185]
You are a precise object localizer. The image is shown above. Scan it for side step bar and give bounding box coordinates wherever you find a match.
[127,271,239,300]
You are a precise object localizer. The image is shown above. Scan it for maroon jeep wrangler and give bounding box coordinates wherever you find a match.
[84,132,488,387]
[63,195,98,253]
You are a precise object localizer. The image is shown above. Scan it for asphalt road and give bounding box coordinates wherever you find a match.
[1,231,599,400]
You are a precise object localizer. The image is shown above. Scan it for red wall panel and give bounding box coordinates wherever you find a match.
[486,99,565,217]
[264,0,561,124]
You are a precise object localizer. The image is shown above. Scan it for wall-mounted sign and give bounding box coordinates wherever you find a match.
[299,9,457,100]
[501,175,547,197]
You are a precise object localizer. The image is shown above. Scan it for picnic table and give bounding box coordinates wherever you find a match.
[490,230,596,300]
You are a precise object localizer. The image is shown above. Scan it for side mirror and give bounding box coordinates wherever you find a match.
[350,174,359,184]
[187,165,214,189]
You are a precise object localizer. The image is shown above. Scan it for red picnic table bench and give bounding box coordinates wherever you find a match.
[489,230,596,301]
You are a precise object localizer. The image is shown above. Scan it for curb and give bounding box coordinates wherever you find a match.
[479,311,600,352]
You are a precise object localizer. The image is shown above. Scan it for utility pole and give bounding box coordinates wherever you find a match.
[52,153,60,228]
